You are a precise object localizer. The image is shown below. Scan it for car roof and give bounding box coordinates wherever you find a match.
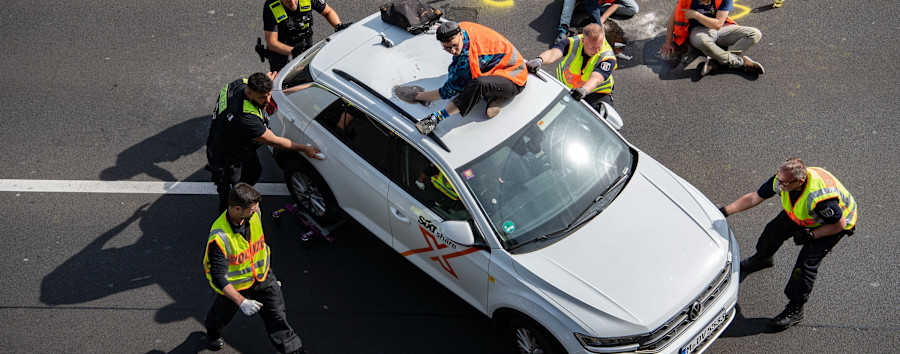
[309,13,569,168]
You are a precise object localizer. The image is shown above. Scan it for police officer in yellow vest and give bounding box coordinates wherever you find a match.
[263,0,349,72]
[526,23,617,108]
[415,165,464,212]
[719,158,857,330]
[203,183,304,353]
[206,72,321,213]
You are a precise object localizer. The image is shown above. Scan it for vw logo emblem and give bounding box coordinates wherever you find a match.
[688,301,703,321]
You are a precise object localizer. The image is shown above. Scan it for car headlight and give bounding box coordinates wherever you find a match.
[574,332,641,353]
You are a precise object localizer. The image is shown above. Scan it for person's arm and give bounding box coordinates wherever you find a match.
[253,129,323,159]
[281,82,314,94]
[810,199,847,239]
[659,6,678,56]
[599,3,620,24]
[812,215,846,239]
[535,48,564,66]
[720,191,765,216]
[264,30,293,56]
[581,57,615,92]
[682,8,729,30]
[319,4,342,28]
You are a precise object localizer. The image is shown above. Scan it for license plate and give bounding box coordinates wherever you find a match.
[680,309,728,354]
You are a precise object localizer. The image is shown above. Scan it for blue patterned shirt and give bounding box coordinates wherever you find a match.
[438,30,506,99]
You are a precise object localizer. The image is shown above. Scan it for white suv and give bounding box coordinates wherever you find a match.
[268,13,739,354]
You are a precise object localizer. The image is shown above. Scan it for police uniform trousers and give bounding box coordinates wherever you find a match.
[452,76,524,117]
[752,210,849,305]
[209,149,263,213]
[204,272,303,353]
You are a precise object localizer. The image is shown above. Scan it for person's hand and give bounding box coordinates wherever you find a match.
[266,71,278,81]
[291,45,304,58]
[793,228,814,245]
[415,180,426,190]
[239,299,263,315]
[570,87,587,100]
[659,41,675,58]
[335,22,352,32]
[680,8,699,20]
[302,144,324,160]
[718,206,729,217]
[526,57,543,74]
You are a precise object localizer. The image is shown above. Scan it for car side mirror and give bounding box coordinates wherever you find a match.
[599,102,624,130]
[440,220,475,246]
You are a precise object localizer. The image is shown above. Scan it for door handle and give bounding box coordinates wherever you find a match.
[390,206,411,224]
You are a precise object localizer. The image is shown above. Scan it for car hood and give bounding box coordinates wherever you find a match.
[512,155,730,336]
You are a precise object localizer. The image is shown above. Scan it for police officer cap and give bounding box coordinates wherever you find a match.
[436,21,460,42]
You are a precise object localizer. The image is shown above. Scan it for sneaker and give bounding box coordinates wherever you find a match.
[701,56,718,76]
[557,24,569,41]
[415,114,438,134]
[740,254,774,274]
[742,56,765,74]
[772,303,804,329]
[486,97,506,118]
[208,336,224,351]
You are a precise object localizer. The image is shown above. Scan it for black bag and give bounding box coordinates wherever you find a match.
[380,0,442,35]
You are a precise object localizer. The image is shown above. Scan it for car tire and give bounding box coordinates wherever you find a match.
[505,316,565,354]
[283,159,341,225]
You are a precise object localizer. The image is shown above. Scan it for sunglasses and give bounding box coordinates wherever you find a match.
[777,178,802,186]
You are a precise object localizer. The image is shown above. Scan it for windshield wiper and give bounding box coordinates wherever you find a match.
[507,169,630,252]
[564,169,630,231]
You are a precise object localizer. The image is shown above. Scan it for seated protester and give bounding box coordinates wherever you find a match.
[409,21,528,135]
[586,0,640,26]
[658,0,764,76]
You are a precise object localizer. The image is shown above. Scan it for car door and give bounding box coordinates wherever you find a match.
[308,98,393,245]
[386,140,490,312]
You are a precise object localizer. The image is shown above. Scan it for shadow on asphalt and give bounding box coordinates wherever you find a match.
[99,115,209,181]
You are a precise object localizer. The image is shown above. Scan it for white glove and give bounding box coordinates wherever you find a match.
[240,299,263,315]
[415,180,426,190]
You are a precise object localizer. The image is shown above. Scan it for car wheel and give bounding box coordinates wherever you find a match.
[506,316,565,354]
[283,159,341,224]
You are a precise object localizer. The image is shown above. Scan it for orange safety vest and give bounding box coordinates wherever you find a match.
[459,22,528,86]
[672,0,736,45]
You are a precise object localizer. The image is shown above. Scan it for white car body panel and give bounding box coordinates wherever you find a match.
[268,12,739,354]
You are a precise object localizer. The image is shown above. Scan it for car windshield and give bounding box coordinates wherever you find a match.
[457,93,633,252]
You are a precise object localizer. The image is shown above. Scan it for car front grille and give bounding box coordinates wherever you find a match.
[634,261,732,353]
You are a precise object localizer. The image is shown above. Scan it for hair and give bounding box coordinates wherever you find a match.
[229,182,262,209]
[247,72,273,94]
[583,23,604,40]
[779,157,807,181]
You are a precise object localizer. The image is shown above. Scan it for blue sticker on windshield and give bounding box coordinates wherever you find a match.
[502,221,516,234]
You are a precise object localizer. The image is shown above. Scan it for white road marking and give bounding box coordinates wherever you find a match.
[0,180,289,195]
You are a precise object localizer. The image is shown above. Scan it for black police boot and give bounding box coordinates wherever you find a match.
[740,254,774,274]
[772,302,804,329]
[208,335,224,351]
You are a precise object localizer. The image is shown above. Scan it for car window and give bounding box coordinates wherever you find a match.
[315,101,391,173]
[394,141,471,222]
[280,39,328,90]
[282,86,340,123]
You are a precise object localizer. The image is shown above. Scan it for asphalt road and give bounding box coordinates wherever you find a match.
[1,0,898,353]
